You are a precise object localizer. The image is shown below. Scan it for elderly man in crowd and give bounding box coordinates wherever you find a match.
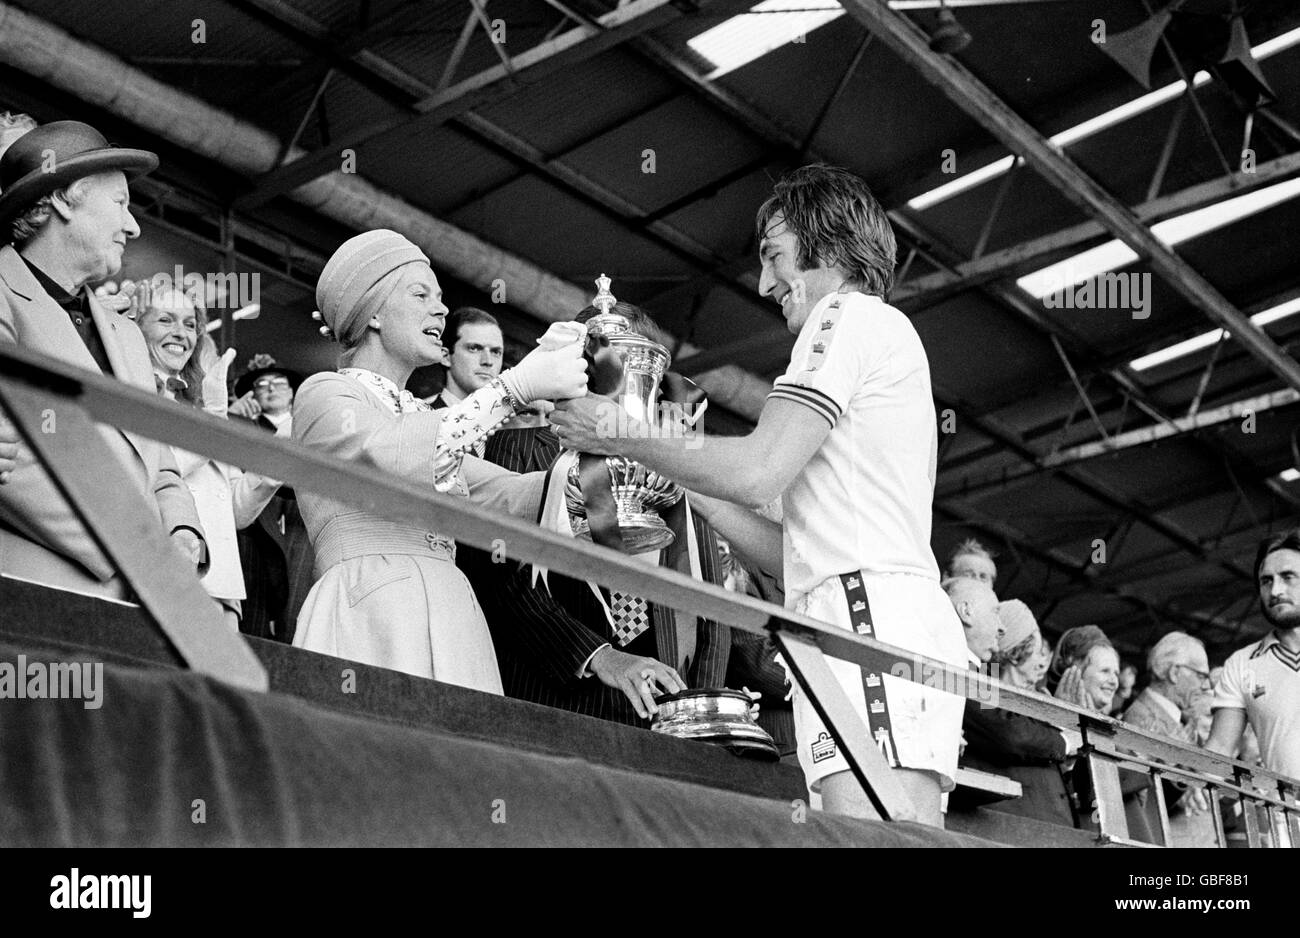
[1121,631,1213,844]
[943,577,1003,665]
[0,119,206,596]
[1207,529,1300,782]
[957,594,1079,827]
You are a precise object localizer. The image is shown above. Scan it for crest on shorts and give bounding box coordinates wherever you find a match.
[811,731,837,763]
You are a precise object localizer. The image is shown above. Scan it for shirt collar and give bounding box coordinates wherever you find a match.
[20,255,80,306]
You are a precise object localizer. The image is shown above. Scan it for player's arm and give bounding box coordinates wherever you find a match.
[1204,707,1247,760]
[687,491,783,577]
[551,394,831,509]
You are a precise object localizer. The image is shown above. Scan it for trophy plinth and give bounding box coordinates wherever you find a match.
[651,689,780,760]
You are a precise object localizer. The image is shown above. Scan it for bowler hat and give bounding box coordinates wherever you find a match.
[235,364,305,399]
[0,120,158,233]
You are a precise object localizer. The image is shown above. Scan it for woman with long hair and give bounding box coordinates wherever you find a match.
[137,285,280,630]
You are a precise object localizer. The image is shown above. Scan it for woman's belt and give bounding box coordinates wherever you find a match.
[313,519,455,569]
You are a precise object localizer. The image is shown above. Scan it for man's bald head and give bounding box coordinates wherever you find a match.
[944,577,1003,662]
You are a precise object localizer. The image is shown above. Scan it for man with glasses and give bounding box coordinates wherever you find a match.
[230,358,301,434]
[1124,632,1211,740]
[1121,631,1212,843]
[230,356,312,641]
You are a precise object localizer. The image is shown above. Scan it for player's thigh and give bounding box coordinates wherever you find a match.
[820,767,943,826]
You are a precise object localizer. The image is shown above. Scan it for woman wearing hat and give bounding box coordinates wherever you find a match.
[960,599,1079,827]
[292,229,588,693]
[990,598,1050,692]
[0,119,208,596]
[136,286,280,631]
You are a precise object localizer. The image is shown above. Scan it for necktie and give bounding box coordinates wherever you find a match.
[610,591,651,647]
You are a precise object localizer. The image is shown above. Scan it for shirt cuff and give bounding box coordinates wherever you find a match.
[578,643,612,678]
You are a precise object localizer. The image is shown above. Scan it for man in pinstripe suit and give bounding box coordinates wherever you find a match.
[444,305,731,726]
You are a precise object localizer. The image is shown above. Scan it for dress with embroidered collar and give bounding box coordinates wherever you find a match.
[339,367,426,414]
[337,366,520,493]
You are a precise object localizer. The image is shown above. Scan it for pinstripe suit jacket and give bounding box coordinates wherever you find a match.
[454,422,731,726]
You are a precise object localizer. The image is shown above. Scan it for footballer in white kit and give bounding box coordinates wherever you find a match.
[552,164,966,823]
[771,288,967,797]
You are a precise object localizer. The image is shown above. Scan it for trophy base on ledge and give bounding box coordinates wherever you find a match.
[570,510,675,554]
[651,689,780,761]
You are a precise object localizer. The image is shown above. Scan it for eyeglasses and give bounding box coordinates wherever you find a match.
[1179,664,1213,685]
[253,377,291,391]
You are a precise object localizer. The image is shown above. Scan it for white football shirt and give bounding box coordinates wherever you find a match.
[769,291,942,597]
[1212,630,1300,780]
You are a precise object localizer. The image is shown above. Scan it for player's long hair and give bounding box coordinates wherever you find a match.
[755,164,897,300]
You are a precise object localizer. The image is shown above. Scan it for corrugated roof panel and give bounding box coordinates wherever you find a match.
[473,50,678,155]
[561,95,767,222]
[446,174,687,289]
[354,124,521,212]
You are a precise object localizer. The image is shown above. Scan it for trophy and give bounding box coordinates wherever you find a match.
[564,274,684,553]
[651,689,779,760]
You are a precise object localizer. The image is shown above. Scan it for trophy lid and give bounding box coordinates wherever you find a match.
[585,273,631,338]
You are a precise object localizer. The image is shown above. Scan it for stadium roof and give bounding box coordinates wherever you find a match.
[3,0,1299,660]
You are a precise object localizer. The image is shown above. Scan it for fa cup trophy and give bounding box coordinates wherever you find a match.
[564,274,684,552]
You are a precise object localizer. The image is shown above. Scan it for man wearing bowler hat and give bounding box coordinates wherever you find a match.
[0,118,207,598]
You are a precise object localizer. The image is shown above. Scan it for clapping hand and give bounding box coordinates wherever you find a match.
[94,279,141,317]
[201,347,238,418]
[0,411,20,484]
[1054,664,1090,709]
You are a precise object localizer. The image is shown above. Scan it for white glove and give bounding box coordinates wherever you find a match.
[500,340,588,404]
[201,347,237,418]
[536,321,588,350]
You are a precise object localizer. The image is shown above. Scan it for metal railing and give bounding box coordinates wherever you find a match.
[1,342,1296,842]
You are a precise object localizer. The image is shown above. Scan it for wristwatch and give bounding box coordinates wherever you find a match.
[490,375,526,415]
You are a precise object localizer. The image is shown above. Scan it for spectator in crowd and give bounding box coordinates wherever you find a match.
[229,354,313,642]
[0,118,206,596]
[1206,529,1300,782]
[990,598,1048,691]
[1110,662,1138,715]
[1049,626,1119,713]
[430,307,504,415]
[943,576,1004,664]
[1045,624,1108,696]
[1124,632,1210,741]
[1121,631,1213,844]
[947,537,997,587]
[290,228,586,693]
[455,301,731,723]
[958,594,1079,828]
[137,287,280,630]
